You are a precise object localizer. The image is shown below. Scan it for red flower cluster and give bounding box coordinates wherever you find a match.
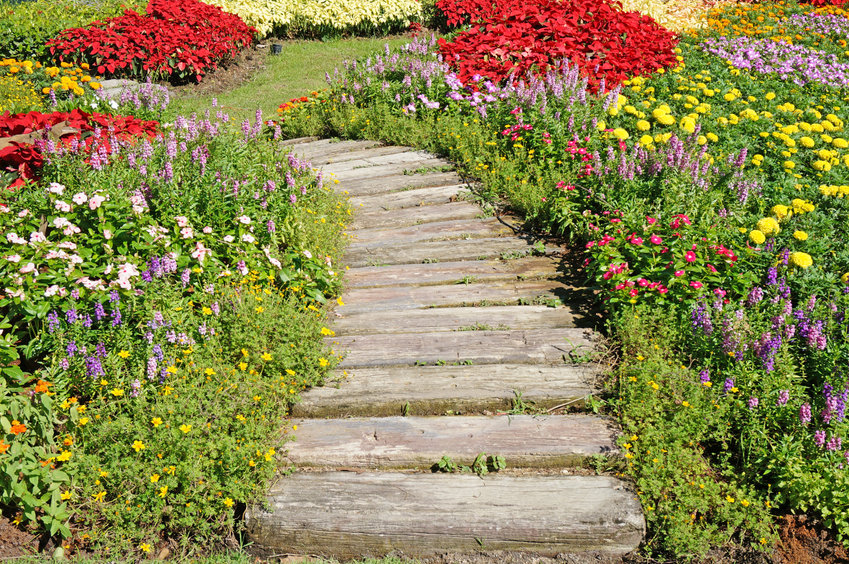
[47,0,256,83]
[1,110,159,189]
[436,0,678,90]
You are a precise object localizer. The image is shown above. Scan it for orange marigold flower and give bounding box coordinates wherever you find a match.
[10,420,26,435]
[0,440,9,454]
[34,380,51,393]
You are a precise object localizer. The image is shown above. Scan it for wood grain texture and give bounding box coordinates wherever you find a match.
[286,414,618,469]
[312,145,411,165]
[337,279,576,314]
[287,139,383,161]
[327,328,596,368]
[292,363,597,418]
[347,217,510,247]
[349,202,482,230]
[337,171,463,196]
[245,472,645,558]
[344,237,543,268]
[327,158,447,182]
[331,305,581,335]
[347,184,467,213]
[343,256,562,288]
[321,150,435,174]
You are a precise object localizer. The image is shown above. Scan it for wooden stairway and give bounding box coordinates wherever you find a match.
[245,139,644,561]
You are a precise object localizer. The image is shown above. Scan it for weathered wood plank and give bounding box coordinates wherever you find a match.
[344,256,562,288]
[327,157,448,182]
[338,171,464,196]
[246,472,645,558]
[347,184,467,213]
[344,237,542,268]
[332,305,581,335]
[289,139,383,161]
[293,363,596,418]
[338,279,574,314]
[328,328,596,368]
[349,202,482,230]
[313,145,411,165]
[278,136,319,146]
[287,415,618,469]
[347,217,512,247]
[321,150,434,174]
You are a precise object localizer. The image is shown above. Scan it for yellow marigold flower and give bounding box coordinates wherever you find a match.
[56,450,72,462]
[657,114,676,126]
[89,81,101,89]
[595,120,606,131]
[800,136,816,148]
[757,217,780,235]
[789,252,813,268]
[612,128,629,140]
[772,204,791,220]
[783,161,795,169]
[639,134,654,147]
[749,230,766,245]
[793,231,808,241]
[813,160,831,172]
[842,272,849,284]
[833,138,848,149]
[636,119,651,131]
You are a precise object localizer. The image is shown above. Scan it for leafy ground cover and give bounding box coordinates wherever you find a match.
[276,0,849,558]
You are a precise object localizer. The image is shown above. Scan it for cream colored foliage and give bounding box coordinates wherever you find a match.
[202,0,421,36]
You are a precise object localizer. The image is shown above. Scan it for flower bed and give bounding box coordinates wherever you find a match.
[277,0,849,556]
[0,100,348,554]
[47,0,256,84]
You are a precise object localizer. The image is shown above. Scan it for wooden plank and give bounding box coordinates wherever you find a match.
[293,363,597,418]
[313,145,411,165]
[344,237,540,268]
[328,328,596,368]
[286,415,618,469]
[321,150,434,174]
[349,202,482,230]
[347,184,467,213]
[332,305,581,335]
[290,139,384,161]
[279,136,320,146]
[338,279,573,314]
[347,217,512,247]
[338,171,464,196]
[327,157,448,182]
[344,256,562,288]
[246,472,645,558]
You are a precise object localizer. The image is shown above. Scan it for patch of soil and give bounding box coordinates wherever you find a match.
[167,43,269,97]
[773,515,849,564]
[0,512,37,558]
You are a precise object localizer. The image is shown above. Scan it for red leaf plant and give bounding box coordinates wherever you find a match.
[436,0,679,91]
[47,0,256,84]
[0,110,159,189]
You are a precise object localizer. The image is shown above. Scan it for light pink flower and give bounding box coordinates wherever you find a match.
[88,195,106,210]
[175,216,189,228]
[202,226,212,234]
[19,262,36,274]
[48,183,65,195]
[180,227,194,239]
[5,254,21,263]
[55,200,72,213]
[72,192,88,205]
[237,215,252,225]
[29,232,46,244]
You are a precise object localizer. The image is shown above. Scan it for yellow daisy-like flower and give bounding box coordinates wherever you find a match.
[60,490,72,500]
[152,417,163,427]
[179,424,192,434]
[319,357,329,367]
[793,231,808,241]
[56,450,72,462]
[261,352,272,361]
[756,217,780,235]
[140,543,151,553]
[204,368,215,376]
[132,440,146,452]
[223,498,234,508]
[789,252,813,268]
[110,388,124,397]
[158,486,168,498]
[150,474,160,483]
[118,350,130,359]
[92,491,106,502]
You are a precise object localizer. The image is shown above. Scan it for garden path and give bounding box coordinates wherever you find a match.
[245,138,645,560]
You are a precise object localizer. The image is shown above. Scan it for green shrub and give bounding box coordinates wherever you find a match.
[0,0,146,62]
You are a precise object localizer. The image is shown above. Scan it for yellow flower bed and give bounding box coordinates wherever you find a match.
[0,74,44,113]
[618,0,741,32]
[201,0,421,36]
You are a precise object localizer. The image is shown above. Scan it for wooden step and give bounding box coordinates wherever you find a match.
[286,414,618,469]
[293,363,596,418]
[313,145,411,165]
[348,184,467,213]
[338,279,574,314]
[344,256,562,288]
[279,136,319,146]
[327,157,448,182]
[344,237,545,268]
[349,201,483,230]
[288,139,382,161]
[246,472,645,558]
[338,171,464,196]
[347,218,513,247]
[321,150,435,174]
[332,305,581,335]
[329,328,595,368]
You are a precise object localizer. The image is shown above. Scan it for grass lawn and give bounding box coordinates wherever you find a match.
[168,36,415,123]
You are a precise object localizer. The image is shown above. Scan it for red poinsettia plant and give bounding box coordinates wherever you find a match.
[436,0,678,91]
[0,110,159,189]
[47,0,256,84]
